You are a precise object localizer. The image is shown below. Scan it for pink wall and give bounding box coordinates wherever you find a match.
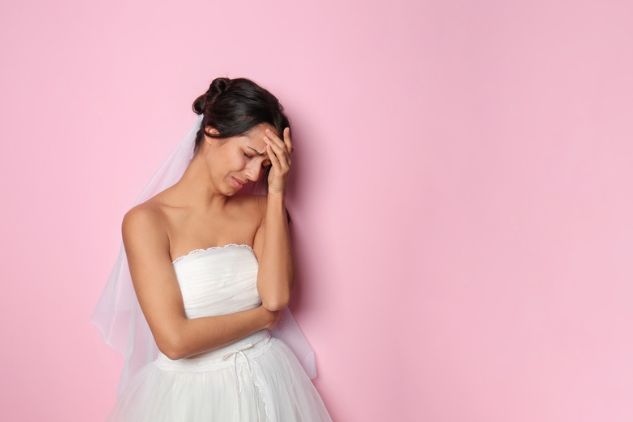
[1,0,632,421]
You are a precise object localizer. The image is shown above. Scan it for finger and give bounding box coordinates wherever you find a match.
[265,144,289,173]
[266,142,281,169]
[283,127,293,155]
[264,129,288,152]
[264,136,290,169]
[266,130,293,158]
[264,138,280,163]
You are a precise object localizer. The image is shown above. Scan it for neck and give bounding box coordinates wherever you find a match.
[170,152,229,211]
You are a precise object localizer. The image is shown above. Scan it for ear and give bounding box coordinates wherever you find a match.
[203,125,219,137]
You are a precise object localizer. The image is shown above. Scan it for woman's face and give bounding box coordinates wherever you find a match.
[203,123,276,194]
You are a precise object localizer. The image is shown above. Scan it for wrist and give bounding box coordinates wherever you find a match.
[267,191,285,207]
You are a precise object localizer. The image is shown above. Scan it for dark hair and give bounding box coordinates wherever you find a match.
[191,77,292,211]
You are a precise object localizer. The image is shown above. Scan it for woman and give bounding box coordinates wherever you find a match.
[103,77,333,421]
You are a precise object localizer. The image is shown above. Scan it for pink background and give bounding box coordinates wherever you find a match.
[1,0,632,421]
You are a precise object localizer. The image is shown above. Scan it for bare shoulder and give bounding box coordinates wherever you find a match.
[122,202,166,241]
[121,202,171,263]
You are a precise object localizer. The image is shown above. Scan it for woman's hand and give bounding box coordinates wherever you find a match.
[262,127,293,195]
[259,304,282,330]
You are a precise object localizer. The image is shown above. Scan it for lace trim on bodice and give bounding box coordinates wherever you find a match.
[171,243,254,265]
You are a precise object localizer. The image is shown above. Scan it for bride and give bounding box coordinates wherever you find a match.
[95,76,333,421]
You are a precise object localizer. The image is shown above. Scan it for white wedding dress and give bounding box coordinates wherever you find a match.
[106,243,333,421]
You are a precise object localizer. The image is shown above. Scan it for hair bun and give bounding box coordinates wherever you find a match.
[192,77,232,115]
[208,77,231,96]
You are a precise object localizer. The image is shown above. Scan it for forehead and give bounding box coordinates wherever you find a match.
[245,123,279,138]
[241,123,279,149]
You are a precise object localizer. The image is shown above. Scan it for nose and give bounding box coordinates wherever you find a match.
[244,163,263,182]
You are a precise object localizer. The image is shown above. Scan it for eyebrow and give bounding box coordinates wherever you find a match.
[248,146,266,156]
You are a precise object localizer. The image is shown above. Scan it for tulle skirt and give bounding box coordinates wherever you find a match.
[106,329,332,421]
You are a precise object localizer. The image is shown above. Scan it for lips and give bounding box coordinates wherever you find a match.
[231,176,245,188]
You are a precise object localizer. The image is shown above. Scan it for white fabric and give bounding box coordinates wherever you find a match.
[91,114,318,400]
[105,244,332,421]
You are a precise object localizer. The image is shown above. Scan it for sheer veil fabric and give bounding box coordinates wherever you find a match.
[91,113,317,397]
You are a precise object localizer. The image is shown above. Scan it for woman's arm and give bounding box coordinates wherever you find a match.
[177,305,277,359]
[122,206,277,361]
[253,192,294,311]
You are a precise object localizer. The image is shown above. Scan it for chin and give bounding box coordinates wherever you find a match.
[224,184,240,196]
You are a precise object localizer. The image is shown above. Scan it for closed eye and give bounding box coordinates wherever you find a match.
[244,149,271,167]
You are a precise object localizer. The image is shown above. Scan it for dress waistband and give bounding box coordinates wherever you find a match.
[153,329,272,372]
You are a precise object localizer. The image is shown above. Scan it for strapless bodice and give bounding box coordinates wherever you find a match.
[170,243,261,319]
[153,243,267,367]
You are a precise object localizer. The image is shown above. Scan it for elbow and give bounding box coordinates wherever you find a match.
[260,275,293,311]
[262,295,290,312]
[164,344,183,361]
[159,332,185,360]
